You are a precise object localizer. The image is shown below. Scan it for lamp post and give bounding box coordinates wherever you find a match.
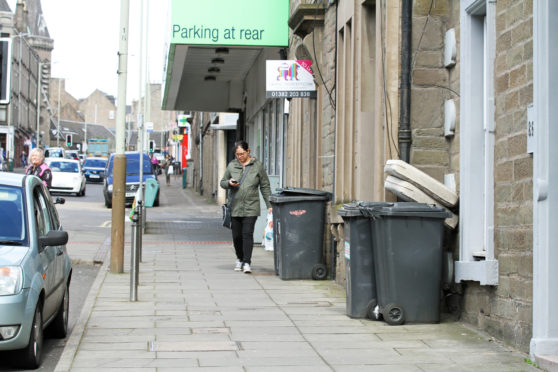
[57,77,61,147]
[36,61,41,149]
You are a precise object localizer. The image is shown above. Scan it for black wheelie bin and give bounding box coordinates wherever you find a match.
[338,202,390,319]
[361,202,449,325]
[269,187,331,280]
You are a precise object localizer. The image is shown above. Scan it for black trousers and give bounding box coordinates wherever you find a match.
[231,216,258,264]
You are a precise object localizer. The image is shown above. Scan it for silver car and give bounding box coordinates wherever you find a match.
[0,172,72,369]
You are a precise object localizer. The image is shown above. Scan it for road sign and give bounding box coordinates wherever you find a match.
[177,114,190,127]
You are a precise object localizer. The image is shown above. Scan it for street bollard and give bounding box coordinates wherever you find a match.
[137,200,144,262]
[130,206,140,302]
[182,168,187,188]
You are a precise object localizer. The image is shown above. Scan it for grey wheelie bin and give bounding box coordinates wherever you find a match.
[269,187,331,280]
[361,202,449,325]
[338,202,390,319]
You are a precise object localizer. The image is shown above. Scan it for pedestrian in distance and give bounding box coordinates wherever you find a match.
[26,147,52,188]
[220,140,272,274]
[150,153,160,177]
[21,151,27,168]
[164,154,173,186]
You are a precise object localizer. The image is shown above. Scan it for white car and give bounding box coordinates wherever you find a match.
[44,147,65,159]
[45,158,86,196]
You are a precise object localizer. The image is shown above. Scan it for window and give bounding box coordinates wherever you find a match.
[0,186,26,243]
[34,187,52,237]
[455,0,498,285]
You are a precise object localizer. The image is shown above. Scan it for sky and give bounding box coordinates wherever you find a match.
[7,0,169,104]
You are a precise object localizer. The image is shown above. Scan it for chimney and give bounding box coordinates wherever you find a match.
[15,0,28,34]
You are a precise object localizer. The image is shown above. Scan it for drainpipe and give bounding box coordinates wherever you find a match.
[330,1,339,281]
[398,0,412,163]
[199,115,203,193]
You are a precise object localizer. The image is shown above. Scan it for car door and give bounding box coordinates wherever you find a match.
[32,187,60,319]
[45,190,67,300]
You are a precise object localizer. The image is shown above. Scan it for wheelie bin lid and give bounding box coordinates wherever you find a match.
[275,187,332,200]
[269,194,328,204]
[338,202,392,218]
[337,203,361,217]
[360,202,450,219]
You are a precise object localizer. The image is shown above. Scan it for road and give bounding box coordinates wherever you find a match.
[0,182,107,371]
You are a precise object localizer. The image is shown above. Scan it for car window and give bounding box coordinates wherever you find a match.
[126,156,153,175]
[46,149,64,158]
[84,159,107,168]
[45,192,61,231]
[0,186,26,243]
[33,187,53,237]
[49,161,79,173]
[106,154,153,176]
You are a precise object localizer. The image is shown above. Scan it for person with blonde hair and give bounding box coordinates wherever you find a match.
[26,148,52,188]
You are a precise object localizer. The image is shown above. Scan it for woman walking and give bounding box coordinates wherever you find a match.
[164,154,173,186]
[220,141,272,273]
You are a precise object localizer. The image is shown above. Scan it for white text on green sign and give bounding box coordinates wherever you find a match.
[170,0,289,47]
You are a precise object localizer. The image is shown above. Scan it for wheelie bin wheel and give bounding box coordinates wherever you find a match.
[311,263,327,280]
[383,303,406,325]
[366,299,381,320]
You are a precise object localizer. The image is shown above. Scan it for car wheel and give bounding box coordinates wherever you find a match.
[19,304,43,369]
[80,185,86,197]
[49,282,70,338]
[105,196,112,208]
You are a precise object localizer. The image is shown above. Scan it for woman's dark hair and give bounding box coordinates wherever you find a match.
[234,141,249,152]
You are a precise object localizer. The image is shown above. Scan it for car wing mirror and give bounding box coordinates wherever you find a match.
[39,230,68,249]
[54,197,65,205]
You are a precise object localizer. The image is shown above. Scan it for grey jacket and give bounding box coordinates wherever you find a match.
[220,157,272,217]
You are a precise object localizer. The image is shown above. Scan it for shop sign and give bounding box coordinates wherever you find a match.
[266,60,317,98]
[177,114,190,127]
[170,0,289,47]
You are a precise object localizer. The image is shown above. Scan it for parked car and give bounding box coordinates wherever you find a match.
[45,158,86,196]
[65,150,79,161]
[103,152,160,208]
[44,147,65,159]
[82,157,108,183]
[153,152,165,163]
[0,172,72,369]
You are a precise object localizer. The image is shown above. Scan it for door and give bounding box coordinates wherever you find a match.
[32,187,64,319]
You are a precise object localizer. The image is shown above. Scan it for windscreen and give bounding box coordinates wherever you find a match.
[126,154,153,175]
[106,154,153,176]
[0,186,27,244]
[48,161,79,173]
[83,159,107,168]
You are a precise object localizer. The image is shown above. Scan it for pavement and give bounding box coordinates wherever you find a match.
[53,175,542,372]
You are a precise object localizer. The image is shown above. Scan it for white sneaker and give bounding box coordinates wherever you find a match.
[243,263,252,274]
[234,260,243,271]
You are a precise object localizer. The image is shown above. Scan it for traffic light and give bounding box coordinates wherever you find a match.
[149,140,154,152]
[40,63,50,91]
[0,38,12,104]
[66,134,72,147]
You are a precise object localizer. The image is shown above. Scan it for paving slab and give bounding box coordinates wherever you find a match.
[55,186,540,372]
